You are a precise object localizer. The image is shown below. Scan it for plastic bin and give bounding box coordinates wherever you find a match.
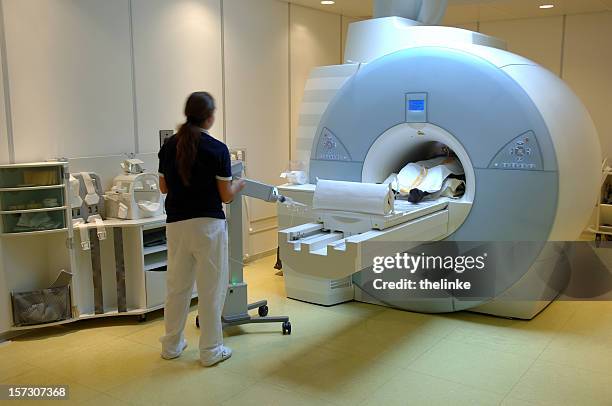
[2,188,65,211]
[1,210,66,234]
[11,285,72,326]
[0,167,62,188]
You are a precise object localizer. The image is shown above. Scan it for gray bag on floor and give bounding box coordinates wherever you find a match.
[11,286,72,326]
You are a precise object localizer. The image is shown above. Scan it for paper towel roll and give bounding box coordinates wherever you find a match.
[313,179,394,215]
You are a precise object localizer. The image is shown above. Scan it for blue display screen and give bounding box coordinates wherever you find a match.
[409,100,426,111]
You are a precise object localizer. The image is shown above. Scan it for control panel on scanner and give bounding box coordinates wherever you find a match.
[488,131,544,171]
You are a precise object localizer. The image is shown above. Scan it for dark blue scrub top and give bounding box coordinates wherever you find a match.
[158,131,232,223]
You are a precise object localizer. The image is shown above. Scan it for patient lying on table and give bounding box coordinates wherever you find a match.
[383,156,466,203]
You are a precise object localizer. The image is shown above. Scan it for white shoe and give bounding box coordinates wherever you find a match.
[201,346,232,367]
[161,340,188,360]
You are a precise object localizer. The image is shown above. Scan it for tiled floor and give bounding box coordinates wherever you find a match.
[2,255,612,405]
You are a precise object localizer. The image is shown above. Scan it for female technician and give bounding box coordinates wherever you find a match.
[158,92,245,367]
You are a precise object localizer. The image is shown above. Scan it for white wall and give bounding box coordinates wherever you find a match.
[563,12,612,160]
[452,22,479,31]
[1,0,135,162]
[0,0,347,166]
[132,0,224,151]
[480,16,564,76]
[0,1,9,164]
[224,0,290,255]
[290,5,342,160]
[0,0,346,257]
[454,12,612,160]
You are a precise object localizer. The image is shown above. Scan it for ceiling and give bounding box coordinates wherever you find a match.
[286,0,612,24]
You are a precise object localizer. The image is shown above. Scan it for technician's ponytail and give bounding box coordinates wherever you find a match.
[176,92,216,186]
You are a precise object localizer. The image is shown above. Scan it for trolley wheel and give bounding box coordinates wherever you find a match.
[258,305,269,317]
[138,314,147,323]
[195,315,200,328]
[282,321,292,335]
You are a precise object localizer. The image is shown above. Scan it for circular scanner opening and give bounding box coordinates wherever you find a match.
[362,123,475,236]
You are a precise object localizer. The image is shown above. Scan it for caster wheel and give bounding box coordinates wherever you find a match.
[195,315,200,328]
[282,321,291,335]
[138,314,147,323]
[258,305,269,317]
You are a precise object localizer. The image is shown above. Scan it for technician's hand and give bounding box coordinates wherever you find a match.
[234,179,246,193]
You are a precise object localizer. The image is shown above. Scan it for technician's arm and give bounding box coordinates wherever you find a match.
[217,179,246,204]
[159,176,168,194]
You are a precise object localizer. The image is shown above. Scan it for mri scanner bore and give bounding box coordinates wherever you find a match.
[278,13,602,320]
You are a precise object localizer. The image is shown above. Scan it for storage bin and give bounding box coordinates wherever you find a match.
[1,210,66,234]
[1,188,65,211]
[0,167,62,188]
[11,285,72,326]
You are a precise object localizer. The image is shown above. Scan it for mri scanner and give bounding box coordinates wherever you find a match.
[276,0,602,319]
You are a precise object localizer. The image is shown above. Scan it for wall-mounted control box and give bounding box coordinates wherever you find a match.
[230,148,246,163]
[159,130,174,147]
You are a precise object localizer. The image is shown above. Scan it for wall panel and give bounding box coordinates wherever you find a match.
[0,69,8,164]
[290,4,341,161]
[480,16,564,75]
[2,0,135,162]
[0,2,9,164]
[132,0,224,153]
[563,12,612,159]
[452,22,479,31]
[224,0,289,253]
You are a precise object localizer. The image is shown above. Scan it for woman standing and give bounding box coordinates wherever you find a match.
[158,92,245,367]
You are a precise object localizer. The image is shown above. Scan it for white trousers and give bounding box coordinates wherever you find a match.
[160,218,229,363]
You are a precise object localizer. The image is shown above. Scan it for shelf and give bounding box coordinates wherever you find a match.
[77,294,197,318]
[0,206,68,214]
[145,261,168,272]
[0,228,69,238]
[78,308,164,319]
[0,184,65,192]
[11,317,77,331]
[144,245,167,255]
[590,228,612,236]
[0,161,72,336]
[144,248,167,272]
[144,261,167,271]
[142,219,167,230]
[0,161,67,169]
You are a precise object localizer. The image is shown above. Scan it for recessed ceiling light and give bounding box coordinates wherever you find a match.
[321,0,335,5]
[539,4,555,9]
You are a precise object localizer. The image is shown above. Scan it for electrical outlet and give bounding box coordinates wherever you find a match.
[159,130,174,147]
